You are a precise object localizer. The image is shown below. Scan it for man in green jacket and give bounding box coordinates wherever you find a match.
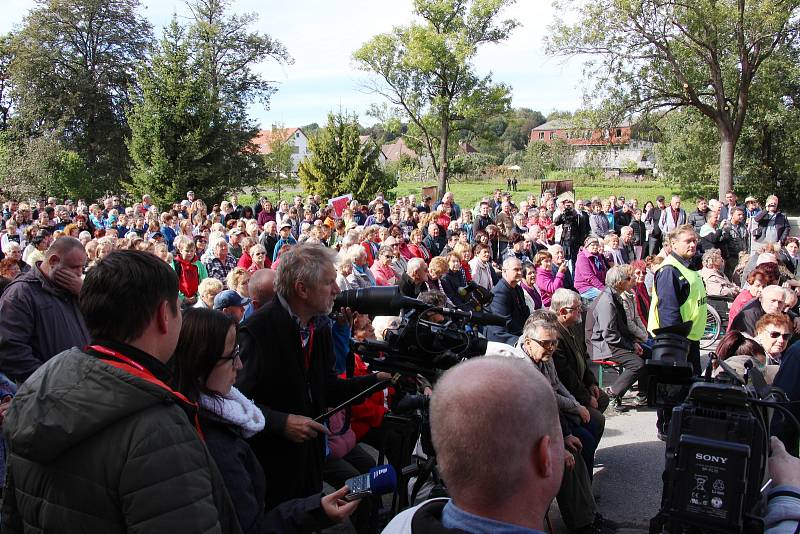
[2,249,240,534]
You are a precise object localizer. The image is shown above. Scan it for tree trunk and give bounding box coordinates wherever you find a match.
[718,130,735,200]
[437,117,449,198]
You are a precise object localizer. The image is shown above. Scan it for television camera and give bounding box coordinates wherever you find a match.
[646,325,797,534]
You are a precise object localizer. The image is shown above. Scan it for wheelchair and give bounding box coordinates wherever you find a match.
[700,295,734,349]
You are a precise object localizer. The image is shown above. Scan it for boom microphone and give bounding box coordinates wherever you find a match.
[343,464,397,501]
[334,287,507,326]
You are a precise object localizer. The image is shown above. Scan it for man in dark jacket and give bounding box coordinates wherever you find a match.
[474,201,494,235]
[3,250,240,533]
[721,207,749,278]
[486,257,530,345]
[237,244,391,508]
[729,285,788,335]
[423,222,446,257]
[0,237,90,382]
[687,197,710,233]
[554,199,583,266]
[645,195,666,256]
[399,258,428,298]
[550,289,609,433]
[752,195,791,251]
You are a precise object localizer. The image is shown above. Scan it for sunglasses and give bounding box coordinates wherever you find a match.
[219,345,241,364]
[768,331,791,340]
[528,337,559,350]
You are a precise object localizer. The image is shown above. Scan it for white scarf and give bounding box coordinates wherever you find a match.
[199,387,265,438]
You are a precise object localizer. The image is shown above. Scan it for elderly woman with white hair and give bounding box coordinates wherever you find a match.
[700,248,739,297]
[588,265,649,411]
[345,246,376,289]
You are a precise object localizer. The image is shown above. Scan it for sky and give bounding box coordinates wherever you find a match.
[1,0,587,129]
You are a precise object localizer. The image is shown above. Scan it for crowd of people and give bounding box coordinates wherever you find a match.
[0,185,799,533]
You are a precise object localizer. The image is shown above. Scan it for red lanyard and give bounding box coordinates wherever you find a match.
[302,324,315,370]
[88,344,204,440]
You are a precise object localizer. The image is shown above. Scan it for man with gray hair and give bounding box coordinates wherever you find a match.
[619,226,636,264]
[399,257,428,298]
[730,284,794,336]
[486,257,530,345]
[237,244,392,508]
[550,288,609,430]
[384,357,569,533]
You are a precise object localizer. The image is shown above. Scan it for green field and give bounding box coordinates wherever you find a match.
[241,178,680,209]
[392,178,676,209]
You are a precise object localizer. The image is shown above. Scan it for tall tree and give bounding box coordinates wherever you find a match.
[353,0,517,195]
[0,34,13,131]
[181,0,292,201]
[126,19,217,208]
[298,112,396,201]
[126,0,291,206]
[548,0,800,196]
[547,0,800,198]
[10,0,152,195]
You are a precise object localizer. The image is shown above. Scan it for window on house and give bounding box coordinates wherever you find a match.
[295,132,300,139]
[550,132,556,140]
[616,128,622,137]
[538,132,545,140]
[292,146,299,154]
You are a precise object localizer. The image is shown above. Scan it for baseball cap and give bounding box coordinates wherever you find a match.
[383,236,398,246]
[279,221,292,229]
[656,195,665,202]
[229,229,243,236]
[745,196,757,203]
[213,290,250,310]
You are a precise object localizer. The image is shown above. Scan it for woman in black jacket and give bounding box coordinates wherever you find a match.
[172,308,358,534]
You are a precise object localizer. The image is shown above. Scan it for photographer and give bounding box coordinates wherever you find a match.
[236,244,392,508]
[553,199,583,266]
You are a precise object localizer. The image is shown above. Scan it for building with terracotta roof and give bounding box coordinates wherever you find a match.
[252,127,309,172]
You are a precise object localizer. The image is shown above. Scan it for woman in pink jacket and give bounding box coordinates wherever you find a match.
[534,250,566,307]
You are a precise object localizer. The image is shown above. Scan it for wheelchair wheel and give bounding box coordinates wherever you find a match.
[700,306,722,349]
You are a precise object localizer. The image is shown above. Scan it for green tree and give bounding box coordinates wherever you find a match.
[261,126,299,200]
[0,132,92,199]
[0,34,13,131]
[126,18,217,209]
[547,0,800,198]
[298,112,396,201]
[9,0,152,194]
[523,138,574,180]
[186,0,292,201]
[353,0,518,195]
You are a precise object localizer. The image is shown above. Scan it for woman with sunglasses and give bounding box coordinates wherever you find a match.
[754,313,794,366]
[171,308,357,534]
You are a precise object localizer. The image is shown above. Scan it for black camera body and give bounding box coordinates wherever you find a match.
[653,382,768,534]
[646,328,773,534]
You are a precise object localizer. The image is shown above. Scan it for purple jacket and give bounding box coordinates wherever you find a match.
[574,248,608,294]
[536,266,565,307]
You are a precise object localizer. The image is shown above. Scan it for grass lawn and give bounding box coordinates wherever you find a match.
[241,177,680,209]
[392,177,677,209]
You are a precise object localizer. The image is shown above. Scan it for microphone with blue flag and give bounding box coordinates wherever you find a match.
[343,464,397,501]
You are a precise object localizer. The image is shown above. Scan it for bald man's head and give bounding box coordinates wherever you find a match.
[248,268,276,310]
[430,357,563,509]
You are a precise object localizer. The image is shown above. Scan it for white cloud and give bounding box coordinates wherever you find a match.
[3,0,587,126]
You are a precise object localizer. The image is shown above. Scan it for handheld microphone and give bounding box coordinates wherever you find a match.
[344,464,397,501]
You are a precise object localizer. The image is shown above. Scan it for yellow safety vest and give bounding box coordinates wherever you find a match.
[649,254,707,341]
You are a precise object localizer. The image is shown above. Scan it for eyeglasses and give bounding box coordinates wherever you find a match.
[527,337,559,350]
[768,331,791,340]
[219,345,241,364]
